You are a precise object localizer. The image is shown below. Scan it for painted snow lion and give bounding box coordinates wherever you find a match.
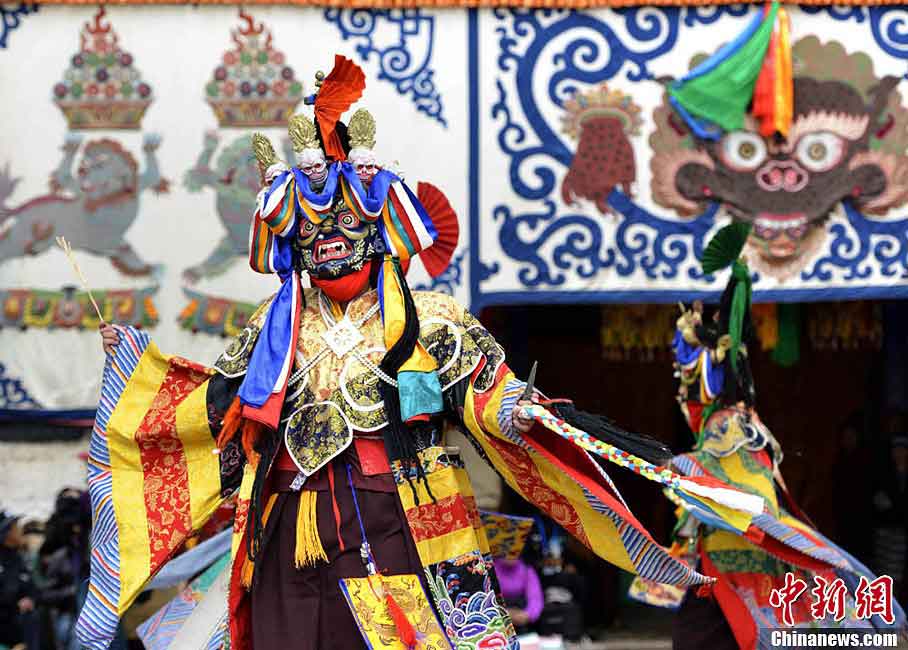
[0,133,168,275]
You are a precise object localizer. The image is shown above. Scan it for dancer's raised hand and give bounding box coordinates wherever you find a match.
[100,323,121,356]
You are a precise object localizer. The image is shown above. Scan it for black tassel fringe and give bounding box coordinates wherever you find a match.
[550,402,674,466]
[245,431,279,562]
[377,260,434,504]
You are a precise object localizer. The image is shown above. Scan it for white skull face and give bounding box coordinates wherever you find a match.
[348,147,378,184]
[296,148,328,186]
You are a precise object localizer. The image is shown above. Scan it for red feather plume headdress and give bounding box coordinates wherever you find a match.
[314,55,366,161]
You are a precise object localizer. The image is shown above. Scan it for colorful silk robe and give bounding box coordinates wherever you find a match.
[76,288,712,650]
[665,330,907,650]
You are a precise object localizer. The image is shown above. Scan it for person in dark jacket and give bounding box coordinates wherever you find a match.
[39,489,90,650]
[0,510,37,650]
[872,433,908,604]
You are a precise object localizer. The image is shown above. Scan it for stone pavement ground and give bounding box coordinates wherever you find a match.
[565,639,670,650]
[535,602,675,649]
[558,601,908,649]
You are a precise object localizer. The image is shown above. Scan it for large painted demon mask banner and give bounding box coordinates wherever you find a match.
[650,36,908,281]
[480,6,908,306]
[2,5,908,412]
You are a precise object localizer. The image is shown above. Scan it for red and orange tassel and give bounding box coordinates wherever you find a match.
[385,587,417,649]
[752,3,793,138]
[217,396,267,466]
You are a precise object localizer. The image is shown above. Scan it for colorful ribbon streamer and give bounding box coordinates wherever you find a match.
[753,4,793,137]
[519,403,765,517]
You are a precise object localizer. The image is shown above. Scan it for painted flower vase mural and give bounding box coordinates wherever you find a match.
[1,8,165,335]
[53,8,153,130]
[180,11,302,336]
[205,10,304,128]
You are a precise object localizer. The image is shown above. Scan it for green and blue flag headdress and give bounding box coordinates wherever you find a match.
[669,2,793,140]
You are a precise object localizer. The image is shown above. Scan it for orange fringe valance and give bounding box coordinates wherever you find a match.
[600,301,883,363]
[600,304,677,362]
[29,0,905,7]
[808,301,883,352]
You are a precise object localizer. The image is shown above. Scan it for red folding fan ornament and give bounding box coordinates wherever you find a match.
[417,182,459,278]
[315,55,366,161]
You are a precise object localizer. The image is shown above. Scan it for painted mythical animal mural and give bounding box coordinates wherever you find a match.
[561,84,642,215]
[651,37,908,280]
[183,132,296,283]
[0,133,168,275]
[182,8,301,286]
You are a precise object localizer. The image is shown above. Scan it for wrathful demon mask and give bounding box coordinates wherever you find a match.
[651,37,908,280]
[297,191,384,278]
[242,54,458,435]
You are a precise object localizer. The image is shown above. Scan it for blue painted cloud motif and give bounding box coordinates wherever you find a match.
[426,552,517,650]
[324,9,446,126]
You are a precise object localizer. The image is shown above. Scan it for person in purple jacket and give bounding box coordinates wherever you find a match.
[494,557,544,634]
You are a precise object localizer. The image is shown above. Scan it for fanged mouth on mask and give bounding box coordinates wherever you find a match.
[313,237,352,263]
[299,230,377,278]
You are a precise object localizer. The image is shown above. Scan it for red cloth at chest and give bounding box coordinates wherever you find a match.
[354,437,391,475]
[309,260,373,303]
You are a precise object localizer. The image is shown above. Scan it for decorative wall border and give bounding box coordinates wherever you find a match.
[1,3,38,49]
[26,0,908,7]
[324,8,446,125]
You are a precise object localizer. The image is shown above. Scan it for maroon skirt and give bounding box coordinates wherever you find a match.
[249,461,424,650]
[672,588,738,650]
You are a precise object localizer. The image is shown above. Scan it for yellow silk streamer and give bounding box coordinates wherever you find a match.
[381,256,438,374]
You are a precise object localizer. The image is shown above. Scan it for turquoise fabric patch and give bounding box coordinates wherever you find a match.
[398,370,443,421]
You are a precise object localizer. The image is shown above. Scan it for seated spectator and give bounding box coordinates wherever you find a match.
[0,510,37,650]
[494,557,544,634]
[536,536,587,641]
[39,489,88,650]
[872,434,908,604]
